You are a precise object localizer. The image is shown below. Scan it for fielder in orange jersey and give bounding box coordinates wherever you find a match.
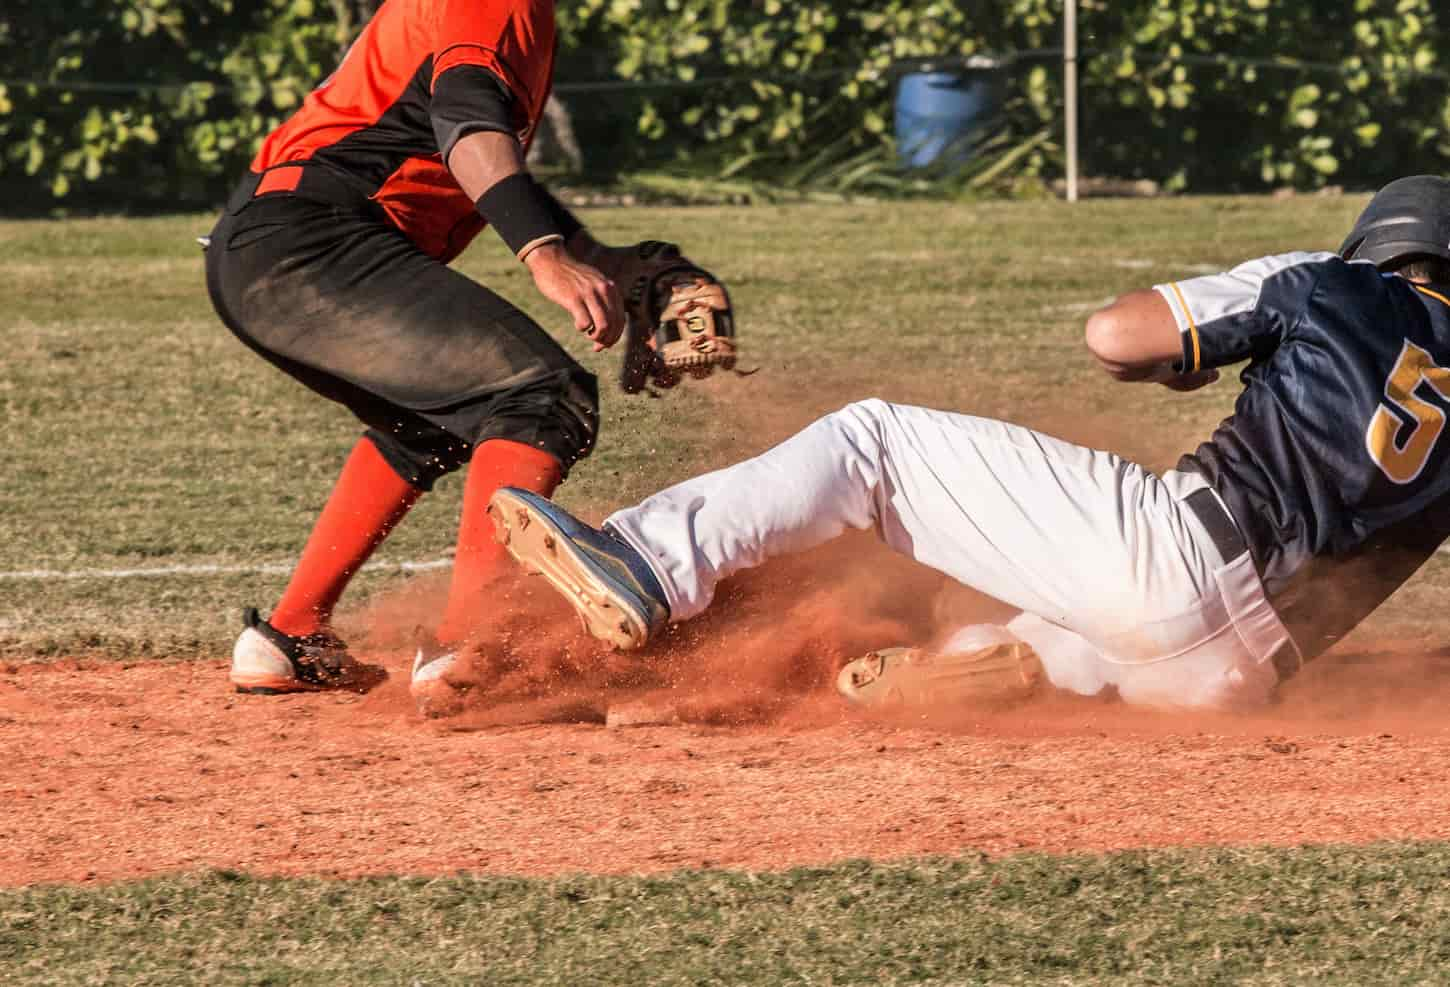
[205,0,726,714]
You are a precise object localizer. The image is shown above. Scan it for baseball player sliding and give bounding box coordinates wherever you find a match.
[205,0,735,713]
[479,176,1450,712]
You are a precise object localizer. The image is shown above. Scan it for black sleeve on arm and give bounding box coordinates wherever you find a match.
[432,64,520,161]
[538,184,584,241]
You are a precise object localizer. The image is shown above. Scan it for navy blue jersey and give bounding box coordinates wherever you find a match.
[1157,253,1450,659]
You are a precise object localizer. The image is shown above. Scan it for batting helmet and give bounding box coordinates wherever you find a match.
[1340,175,1450,269]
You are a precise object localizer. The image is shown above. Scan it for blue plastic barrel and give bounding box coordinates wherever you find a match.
[894,69,1003,171]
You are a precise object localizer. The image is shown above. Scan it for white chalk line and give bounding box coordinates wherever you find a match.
[13,541,1448,584]
[1043,260,1222,316]
[1043,256,1223,276]
[1047,297,1118,316]
[0,558,452,583]
[1111,259,1220,274]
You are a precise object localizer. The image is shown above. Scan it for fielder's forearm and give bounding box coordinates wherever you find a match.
[449,131,577,261]
[446,129,527,201]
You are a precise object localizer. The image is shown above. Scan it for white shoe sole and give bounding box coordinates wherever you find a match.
[229,624,385,695]
[411,649,467,718]
[487,491,651,651]
[230,626,319,694]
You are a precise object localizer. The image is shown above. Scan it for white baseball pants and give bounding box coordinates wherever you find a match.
[606,400,1296,710]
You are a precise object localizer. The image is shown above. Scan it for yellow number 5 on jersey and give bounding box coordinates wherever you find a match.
[1366,340,1450,484]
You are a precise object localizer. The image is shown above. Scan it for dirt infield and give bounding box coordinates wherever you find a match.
[7,538,1450,888]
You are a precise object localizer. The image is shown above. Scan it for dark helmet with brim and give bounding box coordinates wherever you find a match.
[1340,175,1450,270]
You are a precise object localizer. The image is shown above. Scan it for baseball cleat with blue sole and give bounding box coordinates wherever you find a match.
[487,487,669,651]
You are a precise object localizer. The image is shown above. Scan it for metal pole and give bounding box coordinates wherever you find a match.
[1064,0,1079,202]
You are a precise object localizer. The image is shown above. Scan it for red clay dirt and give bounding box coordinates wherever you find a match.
[6,537,1450,887]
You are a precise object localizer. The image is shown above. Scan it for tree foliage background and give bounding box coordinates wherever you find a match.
[1,0,1446,211]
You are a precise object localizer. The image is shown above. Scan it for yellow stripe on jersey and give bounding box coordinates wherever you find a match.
[1169,281,1201,372]
[1415,284,1450,309]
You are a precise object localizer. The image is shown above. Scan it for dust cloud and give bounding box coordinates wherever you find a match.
[347,388,1450,737]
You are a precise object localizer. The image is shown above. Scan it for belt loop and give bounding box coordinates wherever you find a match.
[1183,487,1248,564]
[226,172,264,215]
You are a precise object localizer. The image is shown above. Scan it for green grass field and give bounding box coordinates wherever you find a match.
[7,846,1450,985]
[11,196,1450,982]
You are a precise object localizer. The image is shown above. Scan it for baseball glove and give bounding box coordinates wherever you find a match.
[835,643,1042,712]
[616,241,738,395]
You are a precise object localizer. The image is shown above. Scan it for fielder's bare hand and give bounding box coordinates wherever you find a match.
[525,243,626,349]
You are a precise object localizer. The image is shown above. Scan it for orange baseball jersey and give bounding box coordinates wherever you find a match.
[252,0,556,262]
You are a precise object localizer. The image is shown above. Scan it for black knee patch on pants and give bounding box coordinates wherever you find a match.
[364,368,597,488]
[363,424,472,492]
[469,368,600,472]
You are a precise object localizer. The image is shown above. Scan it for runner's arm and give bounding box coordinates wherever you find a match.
[1148,252,1333,376]
[1084,290,1207,386]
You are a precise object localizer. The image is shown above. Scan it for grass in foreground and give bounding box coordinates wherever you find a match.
[5,844,1450,985]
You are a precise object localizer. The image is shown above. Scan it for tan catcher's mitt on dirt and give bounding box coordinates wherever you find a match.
[836,643,1043,712]
[616,240,738,394]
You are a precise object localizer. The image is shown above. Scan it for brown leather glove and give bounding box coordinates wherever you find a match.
[608,241,738,394]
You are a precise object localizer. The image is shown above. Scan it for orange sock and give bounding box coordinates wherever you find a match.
[435,439,562,646]
[269,436,422,638]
